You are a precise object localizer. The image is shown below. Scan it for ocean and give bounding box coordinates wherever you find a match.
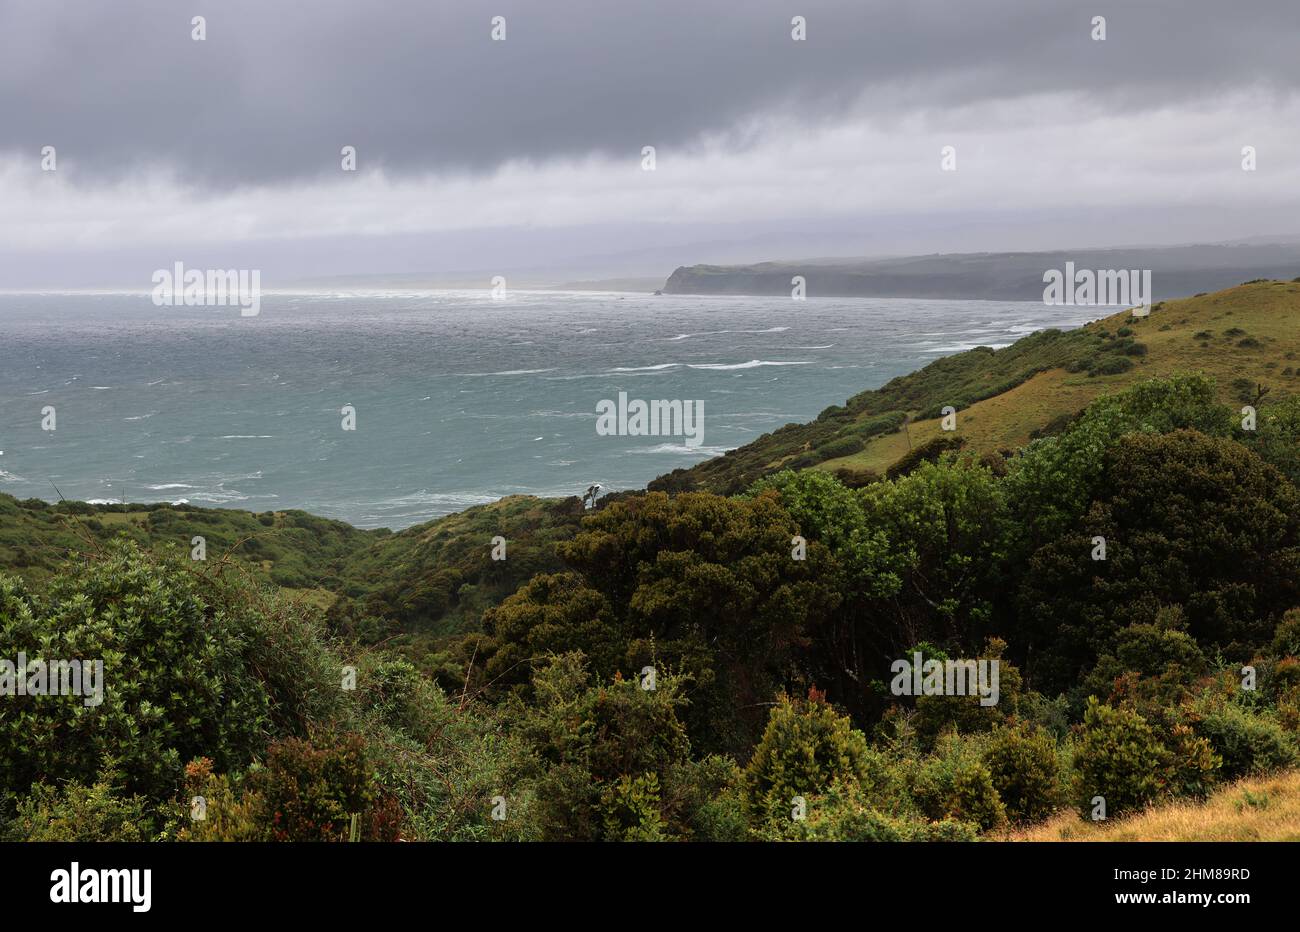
[0,291,1099,529]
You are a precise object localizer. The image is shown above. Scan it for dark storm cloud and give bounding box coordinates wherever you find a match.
[1,0,1297,186]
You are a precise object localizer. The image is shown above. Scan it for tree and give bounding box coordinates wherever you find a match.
[1019,430,1300,692]
[859,457,1009,657]
[491,491,842,754]
[1005,374,1236,549]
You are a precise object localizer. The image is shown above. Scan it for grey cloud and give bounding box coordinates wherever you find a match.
[2,0,1298,186]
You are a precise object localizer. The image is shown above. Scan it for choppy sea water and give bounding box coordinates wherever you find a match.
[0,291,1099,529]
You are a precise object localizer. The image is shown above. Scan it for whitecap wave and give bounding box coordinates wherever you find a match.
[608,363,681,372]
[686,360,812,371]
[631,443,729,456]
[462,367,558,377]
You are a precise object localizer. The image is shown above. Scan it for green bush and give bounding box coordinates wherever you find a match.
[1273,608,1300,658]
[600,772,671,841]
[754,779,979,842]
[1088,356,1135,377]
[982,725,1062,824]
[0,544,339,802]
[503,653,697,842]
[910,736,1006,831]
[813,436,865,460]
[1163,722,1221,801]
[252,734,376,842]
[744,690,873,826]
[663,754,748,842]
[1073,698,1165,817]
[1193,701,1297,781]
[3,776,157,842]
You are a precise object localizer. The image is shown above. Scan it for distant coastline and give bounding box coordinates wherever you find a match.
[660,242,1300,301]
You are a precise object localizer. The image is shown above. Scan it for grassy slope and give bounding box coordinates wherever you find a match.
[650,280,1300,492]
[1010,770,1300,842]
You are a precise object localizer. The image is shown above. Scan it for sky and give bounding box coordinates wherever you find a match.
[2,0,1299,287]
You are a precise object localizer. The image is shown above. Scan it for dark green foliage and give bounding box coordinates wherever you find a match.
[488,491,842,754]
[252,734,375,842]
[982,725,1062,824]
[0,494,377,593]
[862,461,1009,658]
[1020,430,1300,691]
[1006,374,1237,549]
[1081,610,1207,706]
[482,572,617,687]
[1245,395,1300,488]
[885,434,967,479]
[911,643,1024,748]
[502,653,706,841]
[910,735,1007,831]
[812,435,865,460]
[1087,355,1135,376]
[1273,609,1300,658]
[328,495,584,640]
[1192,700,1297,781]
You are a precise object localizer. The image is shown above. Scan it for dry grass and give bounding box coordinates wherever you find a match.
[1006,770,1300,842]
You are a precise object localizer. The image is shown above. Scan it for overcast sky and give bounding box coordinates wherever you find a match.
[2,0,1299,287]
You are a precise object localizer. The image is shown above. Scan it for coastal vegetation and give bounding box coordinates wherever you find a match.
[4,280,1300,841]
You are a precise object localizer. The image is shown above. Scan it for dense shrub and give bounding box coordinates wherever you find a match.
[503,653,701,841]
[910,735,1006,831]
[1020,430,1300,691]
[756,779,979,841]
[814,436,865,460]
[743,690,874,827]
[251,734,376,842]
[1073,699,1166,817]
[0,543,339,802]
[2,776,157,842]
[982,725,1062,824]
[1192,701,1297,781]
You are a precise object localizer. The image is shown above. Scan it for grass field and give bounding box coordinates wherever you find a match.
[818,280,1300,475]
[1009,770,1300,842]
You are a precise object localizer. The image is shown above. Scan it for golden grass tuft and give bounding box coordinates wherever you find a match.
[1006,770,1300,842]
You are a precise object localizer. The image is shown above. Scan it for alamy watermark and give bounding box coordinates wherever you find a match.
[889,652,999,706]
[50,862,150,912]
[1,653,104,707]
[151,261,261,317]
[1043,261,1152,314]
[595,392,704,448]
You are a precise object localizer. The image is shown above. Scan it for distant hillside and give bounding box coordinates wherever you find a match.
[0,492,580,650]
[662,243,1300,301]
[651,278,1300,494]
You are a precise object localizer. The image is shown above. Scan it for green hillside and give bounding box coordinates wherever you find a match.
[0,492,579,645]
[0,495,377,603]
[652,279,1300,494]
